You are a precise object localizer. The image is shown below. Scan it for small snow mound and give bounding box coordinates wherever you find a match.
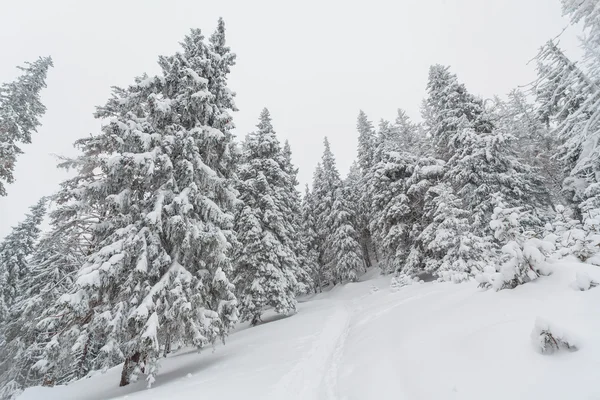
[370,285,379,293]
[186,373,193,378]
[531,317,579,354]
[572,271,598,291]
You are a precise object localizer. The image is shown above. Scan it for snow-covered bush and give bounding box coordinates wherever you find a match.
[478,204,554,290]
[572,271,599,291]
[390,274,416,292]
[531,317,578,354]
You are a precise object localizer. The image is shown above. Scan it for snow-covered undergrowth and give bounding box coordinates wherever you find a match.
[18,259,600,400]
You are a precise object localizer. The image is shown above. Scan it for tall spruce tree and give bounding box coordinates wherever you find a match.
[329,177,364,282]
[233,109,298,325]
[34,23,239,388]
[281,140,312,292]
[312,138,342,284]
[0,197,47,323]
[356,110,376,173]
[300,185,321,292]
[0,206,86,399]
[0,57,53,196]
[423,64,493,160]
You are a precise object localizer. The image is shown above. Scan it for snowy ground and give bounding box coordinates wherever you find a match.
[18,258,600,400]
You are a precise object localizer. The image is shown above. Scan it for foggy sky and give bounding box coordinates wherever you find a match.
[0,0,582,238]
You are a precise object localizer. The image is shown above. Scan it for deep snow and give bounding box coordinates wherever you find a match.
[18,258,600,400]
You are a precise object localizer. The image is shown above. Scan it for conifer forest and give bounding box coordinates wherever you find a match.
[1,1,600,399]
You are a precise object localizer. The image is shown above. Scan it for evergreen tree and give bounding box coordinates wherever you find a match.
[417,183,488,282]
[445,121,551,233]
[34,23,239,388]
[423,64,493,160]
[493,90,564,203]
[356,110,376,173]
[281,140,312,292]
[300,185,321,292]
[0,197,47,323]
[233,108,298,325]
[311,138,342,284]
[329,179,364,282]
[532,41,600,218]
[0,210,85,398]
[345,162,373,269]
[0,57,53,196]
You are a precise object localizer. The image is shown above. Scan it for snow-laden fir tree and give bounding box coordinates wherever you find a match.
[366,147,419,273]
[300,185,321,292]
[493,90,564,203]
[0,204,86,399]
[311,138,342,284]
[423,64,493,161]
[532,40,600,219]
[423,66,553,234]
[233,108,298,325]
[364,114,437,274]
[356,110,376,174]
[345,162,374,269]
[281,140,312,292]
[561,0,600,80]
[34,22,239,388]
[329,178,364,282]
[0,57,53,196]
[417,182,488,283]
[353,111,378,269]
[0,197,47,324]
[476,196,555,290]
[444,119,552,234]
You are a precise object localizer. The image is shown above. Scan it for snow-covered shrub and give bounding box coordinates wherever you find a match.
[531,317,578,354]
[572,271,599,291]
[390,274,416,292]
[544,205,586,259]
[481,205,554,290]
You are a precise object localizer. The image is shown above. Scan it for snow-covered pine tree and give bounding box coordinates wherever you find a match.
[34,23,239,388]
[417,182,488,283]
[396,157,446,277]
[356,110,376,174]
[0,57,53,196]
[477,196,555,290]
[233,108,298,325]
[393,109,428,156]
[561,0,600,81]
[366,147,419,273]
[311,138,342,284]
[354,110,378,270]
[345,162,373,269]
[300,185,321,292]
[364,114,438,274]
[0,197,47,324]
[329,177,364,282]
[281,140,312,293]
[493,90,564,203]
[423,64,493,161]
[0,207,86,399]
[444,120,552,234]
[532,41,600,219]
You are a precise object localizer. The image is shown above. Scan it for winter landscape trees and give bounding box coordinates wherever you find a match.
[1,0,600,398]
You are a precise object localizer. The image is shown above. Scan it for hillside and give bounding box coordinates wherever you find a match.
[18,258,600,400]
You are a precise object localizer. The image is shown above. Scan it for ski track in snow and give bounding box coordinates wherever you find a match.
[268,300,351,400]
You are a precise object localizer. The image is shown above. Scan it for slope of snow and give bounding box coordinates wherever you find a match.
[18,258,600,400]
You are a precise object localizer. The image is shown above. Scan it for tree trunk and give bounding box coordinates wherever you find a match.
[120,352,140,387]
[163,334,171,358]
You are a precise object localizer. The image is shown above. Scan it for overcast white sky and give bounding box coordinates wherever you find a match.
[0,0,583,238]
